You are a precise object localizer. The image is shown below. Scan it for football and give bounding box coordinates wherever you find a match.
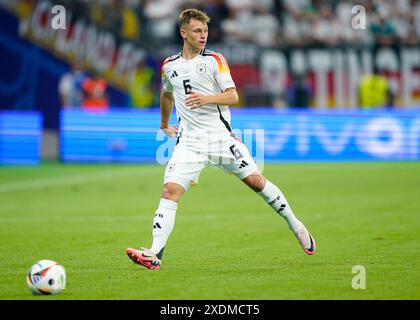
[26,260,66,295]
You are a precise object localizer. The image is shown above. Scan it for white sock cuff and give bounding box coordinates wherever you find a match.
[158,198,178,211]
[258,180,280,202]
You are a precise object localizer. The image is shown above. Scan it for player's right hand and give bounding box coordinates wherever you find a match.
[160,125,178,138]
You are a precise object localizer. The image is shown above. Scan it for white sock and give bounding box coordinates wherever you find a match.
[258,180,302,233]
[150,198,177,257]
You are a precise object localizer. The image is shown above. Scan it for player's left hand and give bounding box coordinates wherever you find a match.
[185,91,208,109]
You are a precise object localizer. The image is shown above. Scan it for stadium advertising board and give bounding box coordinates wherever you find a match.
[0,112,42,165]
[60,109,420,163]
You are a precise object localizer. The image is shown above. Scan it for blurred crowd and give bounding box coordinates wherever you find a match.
[52,0,420,49]
[50,0,412,110]
[59,60,111,110]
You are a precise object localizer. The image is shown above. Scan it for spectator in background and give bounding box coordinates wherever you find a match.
[82,72,109,111]
[281,0,314,47]
[144,0,181,42]
[58,60,87,108]
[120,2,141,42]
[312,3,340,47]
[401,14,420,46]
[359,66,394,109]
[89,0,108,29]
[124,0,149,44]
[282,0,312,19]
[336,0,371,47]
[252,2,280,47]
[197,0,230,43]
[381,0,412,44]
[103,0,123,34]
[285,73,312,108]
[220,0,280,47]
[370,10,397,47]
[129,59,156,108]
[221,1,254,44]
[414,0,420,39]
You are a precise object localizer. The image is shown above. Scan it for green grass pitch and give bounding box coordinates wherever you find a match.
[0,162,419,299]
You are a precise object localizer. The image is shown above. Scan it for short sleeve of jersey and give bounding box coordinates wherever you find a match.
[161,65,173,93]
[211,53,236,92]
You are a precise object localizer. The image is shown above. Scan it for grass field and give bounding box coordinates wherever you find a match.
[0,162,419,300]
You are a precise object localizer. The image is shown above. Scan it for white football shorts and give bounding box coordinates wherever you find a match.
[163,135,258,191]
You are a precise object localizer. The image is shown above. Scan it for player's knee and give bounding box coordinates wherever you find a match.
[161,184,177,200]
[162,183,184,202]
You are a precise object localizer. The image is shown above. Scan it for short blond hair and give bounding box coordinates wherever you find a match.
[179,9,210,28]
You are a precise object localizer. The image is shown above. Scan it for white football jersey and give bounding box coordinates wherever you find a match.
[161,49,236,143]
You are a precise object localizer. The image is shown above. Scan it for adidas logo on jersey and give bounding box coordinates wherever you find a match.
[170,71,178,78]
[238,160,249,169]
[153,223,162,229]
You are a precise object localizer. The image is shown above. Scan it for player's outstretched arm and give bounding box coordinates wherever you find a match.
[160,89,178,138]
[186,88,239,109]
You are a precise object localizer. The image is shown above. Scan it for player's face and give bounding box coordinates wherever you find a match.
[180,19,208,51]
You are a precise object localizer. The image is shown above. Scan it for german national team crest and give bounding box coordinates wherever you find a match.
[196,63,207,75]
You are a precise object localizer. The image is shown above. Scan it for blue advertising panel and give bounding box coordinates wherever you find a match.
[60,109,420,163]
[231,109,420,162]
[0,111,42,165]
[61,110,165,162]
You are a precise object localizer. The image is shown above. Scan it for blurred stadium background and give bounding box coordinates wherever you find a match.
[0,0,420,164]
[0,0,420,300]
